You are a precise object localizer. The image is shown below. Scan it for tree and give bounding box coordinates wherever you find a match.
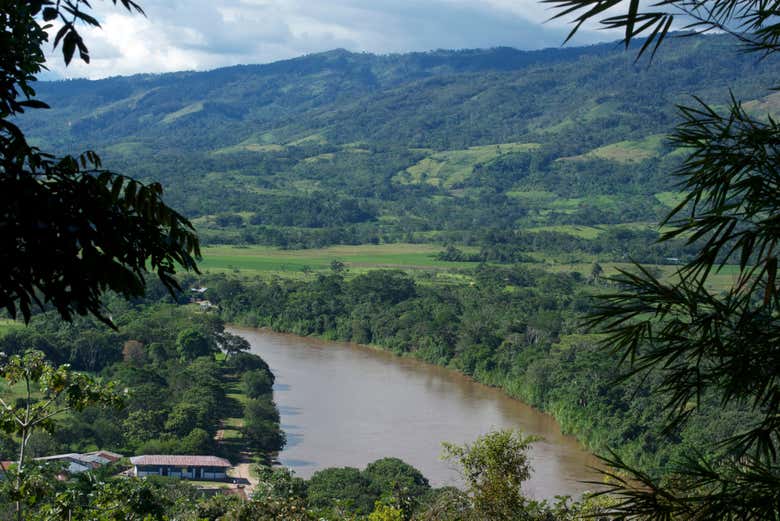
[222,495,315,521]
[0,1,200,326]
[441,430,538,521]
[363,457,430,512]
[413,487,471,521]
[243,398,285,453]
[179,427,214,454]
[219,331,251,359]
[122,340,146,367]
[242,369,275,398]
[37,476,178,521]
[227,352,272,373]
[330,260,347,274]
[306,467,379,515]
[254,465,308,501]
[163,402,200,436]
[589,261,604,284]
[368,502,404,521]
[176,329,214,360]
[0,350,123,520]
[545,0,780,518]
[123,409,163,446]
[348,271,416,306]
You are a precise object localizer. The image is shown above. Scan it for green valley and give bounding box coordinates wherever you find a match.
[3,2,779,514]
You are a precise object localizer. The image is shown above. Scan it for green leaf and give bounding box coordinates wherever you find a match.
[62,31,77,66]
[42,7,58,21]
[17,100,49,110]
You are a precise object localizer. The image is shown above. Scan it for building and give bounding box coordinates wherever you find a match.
[84,450,123,464]
[35,453,99,474]
[33,451,123,476]
[197,300,218,311]
[129,455,231,481]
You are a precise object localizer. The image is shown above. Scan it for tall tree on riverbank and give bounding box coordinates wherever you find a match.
[545,0,780,518]
[0,1,199,326]
[441,430,536,520]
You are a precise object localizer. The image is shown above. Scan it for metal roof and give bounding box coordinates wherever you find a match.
[85,450,123,462]
[129,455,231,467]
[35,453,95,465]
[35,453,82,461]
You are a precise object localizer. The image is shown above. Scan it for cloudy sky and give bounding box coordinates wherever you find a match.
[43,0,619,79]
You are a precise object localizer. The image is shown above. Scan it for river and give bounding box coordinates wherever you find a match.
[233,327,603,500]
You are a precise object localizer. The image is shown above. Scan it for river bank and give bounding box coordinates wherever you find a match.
[231,326,603,500]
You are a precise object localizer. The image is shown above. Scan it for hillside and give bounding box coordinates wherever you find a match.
[19,34,780,248]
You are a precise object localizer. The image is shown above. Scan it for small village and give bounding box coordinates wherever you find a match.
[1,451,254,499]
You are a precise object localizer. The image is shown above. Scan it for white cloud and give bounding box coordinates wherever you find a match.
[43,0,615,79]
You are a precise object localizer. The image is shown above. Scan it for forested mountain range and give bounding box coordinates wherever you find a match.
[19,34,780,248]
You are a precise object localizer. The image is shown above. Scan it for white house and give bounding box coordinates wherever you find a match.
[129,455,231,481]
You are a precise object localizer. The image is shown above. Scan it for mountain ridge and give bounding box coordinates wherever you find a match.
[42,41,614,86]
[18,33,780,248]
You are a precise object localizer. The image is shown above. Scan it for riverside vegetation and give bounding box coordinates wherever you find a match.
[0,295,284,462]
[0,284,610,520]
[198,264,754,476]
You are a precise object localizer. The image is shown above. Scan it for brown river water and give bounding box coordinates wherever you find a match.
[232,327,603,500]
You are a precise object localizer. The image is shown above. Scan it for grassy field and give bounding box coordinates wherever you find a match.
[199,244,480,275]
[532,259,738,292]
[395,142,540,188]
[215,374,251,463]
[524,224,605,239]
[655,191,688,208]
[0,378,45,418]
[199,243,739,292]
[563,134,667,163]
[505,190,558,204]
[0,318,23,337]
[162,102,204,124]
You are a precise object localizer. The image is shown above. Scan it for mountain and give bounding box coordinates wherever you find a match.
[18,35,780,247]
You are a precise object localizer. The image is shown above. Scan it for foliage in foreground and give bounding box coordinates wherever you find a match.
[0,300,284,460]
[544,0,780,518]
[0,423,610,520]
[1,0,200,326]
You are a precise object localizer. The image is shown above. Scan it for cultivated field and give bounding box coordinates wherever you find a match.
[199,243,479,276]
[199,243,738,291]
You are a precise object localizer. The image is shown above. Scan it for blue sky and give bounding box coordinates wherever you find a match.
[45,1,617,79]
